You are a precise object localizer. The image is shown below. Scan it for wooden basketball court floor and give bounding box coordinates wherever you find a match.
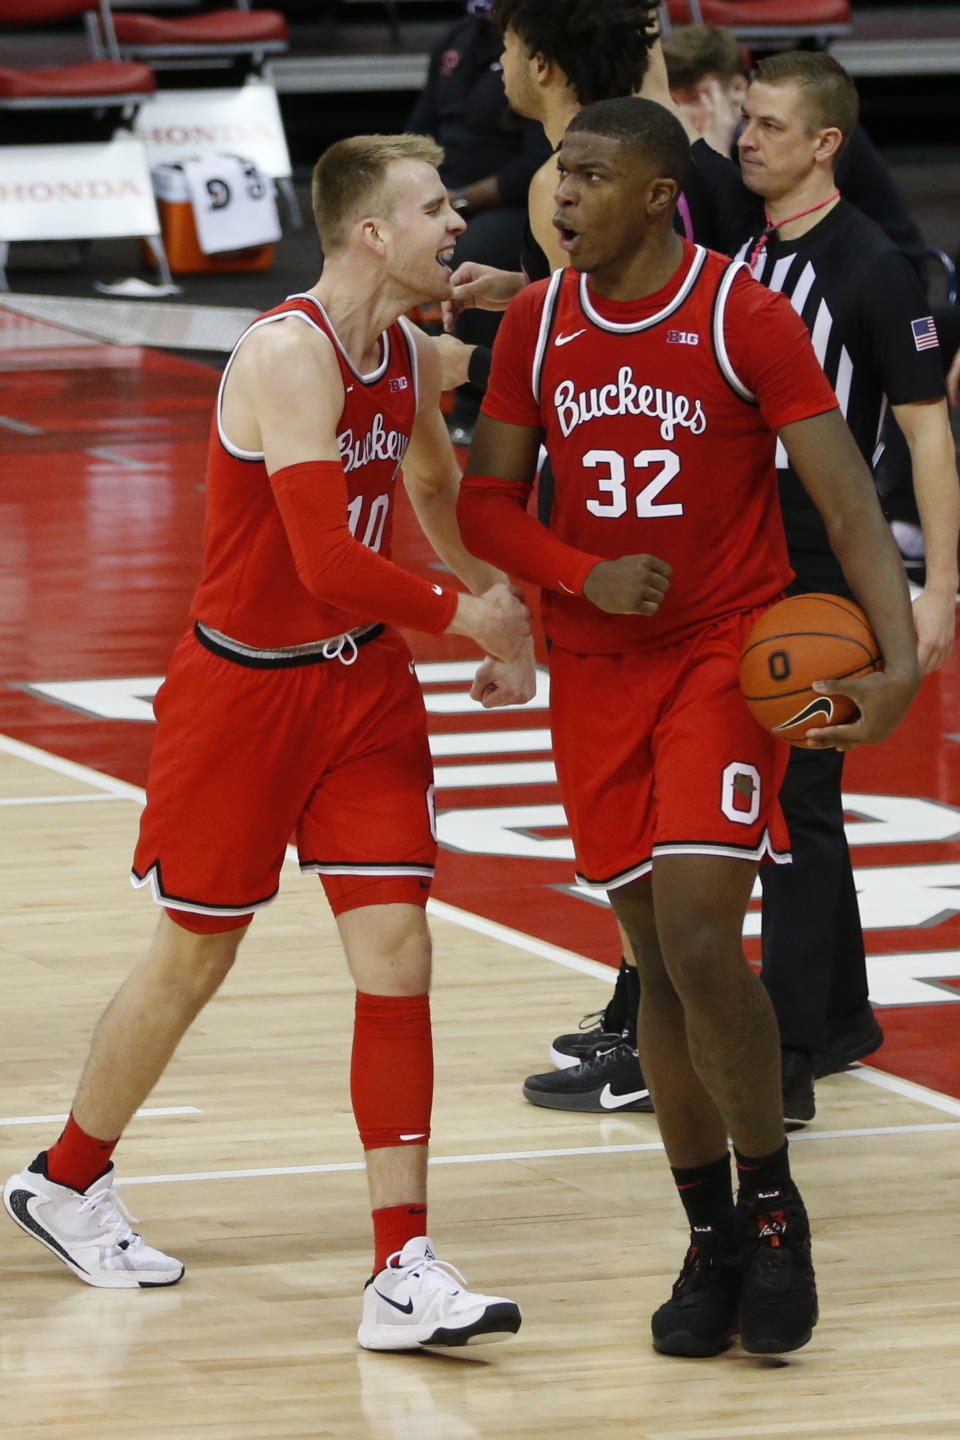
[1,307,960,1439]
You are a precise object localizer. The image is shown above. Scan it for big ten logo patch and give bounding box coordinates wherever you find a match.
[666,330,700,345]
[389,377,409,393]
[721,762,761,825]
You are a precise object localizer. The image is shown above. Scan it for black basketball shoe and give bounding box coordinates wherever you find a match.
[549,1009,625,1069]
[814,1008,884,1079]
[651,1226,742,1357]
[737,1185,818,1354]
[522,1040,653,1113]
[549,960,638,1068]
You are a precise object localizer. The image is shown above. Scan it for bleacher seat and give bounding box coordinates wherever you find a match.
[0,0,155,113]
[104,0,288,73]
[0,0,169,290]
[664,0,852,48]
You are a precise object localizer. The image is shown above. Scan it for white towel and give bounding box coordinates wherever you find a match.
[177,153,281,255]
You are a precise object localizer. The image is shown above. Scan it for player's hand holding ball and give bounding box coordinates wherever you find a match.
[583,554,672,615]
[739,593,918,750]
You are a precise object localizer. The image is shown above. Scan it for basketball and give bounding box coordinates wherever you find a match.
[739,594,881,744]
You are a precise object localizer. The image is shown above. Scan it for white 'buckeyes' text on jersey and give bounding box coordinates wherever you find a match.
[553,369,708,443]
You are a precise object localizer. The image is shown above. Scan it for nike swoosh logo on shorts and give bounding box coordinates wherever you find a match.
[599,1083,650,1109]
[373,1287,415,1314]
[773,697,835,730]
[555,329,586,347]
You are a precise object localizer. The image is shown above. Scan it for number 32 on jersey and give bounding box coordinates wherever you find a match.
[583,448,683,519]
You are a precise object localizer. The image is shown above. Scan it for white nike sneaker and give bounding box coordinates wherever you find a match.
[357,1236,522,1351]
[3,1153,185,1289]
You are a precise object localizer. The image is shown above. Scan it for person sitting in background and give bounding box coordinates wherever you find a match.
[661,19,749,155]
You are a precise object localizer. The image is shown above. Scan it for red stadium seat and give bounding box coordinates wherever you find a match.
[0,0,156,110]
[664,0,852,46]
[103,1,288,71]
[0,60,154,105]
[0,0,167,290]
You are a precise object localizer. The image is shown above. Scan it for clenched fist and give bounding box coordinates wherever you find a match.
[583,555,672,615]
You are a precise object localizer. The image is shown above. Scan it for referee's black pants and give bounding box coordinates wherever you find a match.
[759,744,869,1055]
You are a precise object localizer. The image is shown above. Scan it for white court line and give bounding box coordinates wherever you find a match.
[4,731,960,1119]
[0,1106,200,1126]
[0,793,129,807]
[426,897,614,984]
[0,734,146,801]
[117,1120,960,1187]
[850,1064,960,1116]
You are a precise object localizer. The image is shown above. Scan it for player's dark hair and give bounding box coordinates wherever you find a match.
[312,132,444,252]
[491,0,659,106]
[754,50,859,158]
[567,96,690,187]
[662,22,749,90]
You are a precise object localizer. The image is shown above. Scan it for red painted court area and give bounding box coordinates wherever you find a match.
[2,309,958,1096]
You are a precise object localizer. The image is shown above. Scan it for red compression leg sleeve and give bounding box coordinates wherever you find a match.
[350,992,433,1151]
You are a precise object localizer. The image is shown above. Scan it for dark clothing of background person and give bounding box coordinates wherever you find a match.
[728,199,945,1066]
[407,11,552,436]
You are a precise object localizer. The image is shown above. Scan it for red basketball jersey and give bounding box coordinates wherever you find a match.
[482,242,839,652]
[190,293,420,648]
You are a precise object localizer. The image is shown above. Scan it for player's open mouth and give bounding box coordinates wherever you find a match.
[555,224,580,253]
[437,248,456,271]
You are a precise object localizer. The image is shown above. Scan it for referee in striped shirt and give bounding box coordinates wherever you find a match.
[728,50,958,1119]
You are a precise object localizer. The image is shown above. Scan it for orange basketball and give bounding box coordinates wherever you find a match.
[739,594,881,744]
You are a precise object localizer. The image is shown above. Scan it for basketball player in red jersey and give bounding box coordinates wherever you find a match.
[458,98,921,1357]
[3,134,531,1351]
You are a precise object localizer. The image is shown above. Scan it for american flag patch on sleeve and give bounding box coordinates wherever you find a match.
[911,316,939,351]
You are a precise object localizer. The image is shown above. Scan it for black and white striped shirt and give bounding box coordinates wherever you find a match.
[733,199,943,591]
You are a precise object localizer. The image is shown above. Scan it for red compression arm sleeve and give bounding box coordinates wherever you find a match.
[457,473,601,596]
[270,460,459,635]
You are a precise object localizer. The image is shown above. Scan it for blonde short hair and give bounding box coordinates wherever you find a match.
[754,51,859,158]
[312,133,444,253]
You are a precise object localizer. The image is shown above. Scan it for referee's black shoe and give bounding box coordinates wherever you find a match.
[522,1040,653,1113]
[549,1011,628,1069]
[549,958,638,1068]
[814,1008,884,1079]
[781,1048,816,1126]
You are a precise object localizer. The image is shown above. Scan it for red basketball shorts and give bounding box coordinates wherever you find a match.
[132,627,437,919]
[548,608,791,891]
